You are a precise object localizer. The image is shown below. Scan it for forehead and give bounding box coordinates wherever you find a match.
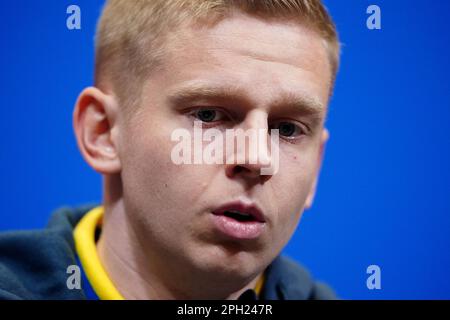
[148,11,332,111]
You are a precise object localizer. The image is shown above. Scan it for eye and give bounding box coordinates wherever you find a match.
[271,121,305,138]
[192,108,226,123]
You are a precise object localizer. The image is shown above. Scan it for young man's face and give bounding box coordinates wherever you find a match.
[116,12,332,284]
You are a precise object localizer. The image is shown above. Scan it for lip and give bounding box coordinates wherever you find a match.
[212,200,266,223]
[210,200,266,240]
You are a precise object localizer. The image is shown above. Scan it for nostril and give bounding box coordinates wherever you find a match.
[227,163,271,181]
[232,165,245,175]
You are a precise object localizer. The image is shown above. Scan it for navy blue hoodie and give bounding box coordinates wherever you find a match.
[0,205,336,300]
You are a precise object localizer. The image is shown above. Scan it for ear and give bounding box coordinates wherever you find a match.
[73,87,121,174]
[304,128,329,210]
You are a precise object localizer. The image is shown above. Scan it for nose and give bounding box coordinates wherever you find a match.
[224,110,276,182]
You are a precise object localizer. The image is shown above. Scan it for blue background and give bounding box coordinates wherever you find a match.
[0,0,449,299]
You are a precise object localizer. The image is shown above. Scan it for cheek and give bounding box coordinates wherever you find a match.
[120,124,216,219]
[270,151,318,234]
[119,131,212,251]
[277,148,317,202]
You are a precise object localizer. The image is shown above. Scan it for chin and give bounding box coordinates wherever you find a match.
[191,244,265,281]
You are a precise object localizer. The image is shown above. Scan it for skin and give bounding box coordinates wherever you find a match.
[73,11,332,299]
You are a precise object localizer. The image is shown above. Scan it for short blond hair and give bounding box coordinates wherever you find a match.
[95,0,340,109]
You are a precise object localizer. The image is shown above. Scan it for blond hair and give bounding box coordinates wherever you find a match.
[95,0,340,110]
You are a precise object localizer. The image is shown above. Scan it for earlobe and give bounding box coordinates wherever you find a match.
[304,128,329,210]
[73,87,121,174]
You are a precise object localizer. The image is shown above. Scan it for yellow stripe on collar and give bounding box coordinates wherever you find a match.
[254,273,264,296]
[73,206,265,300]
[73,206,124,300]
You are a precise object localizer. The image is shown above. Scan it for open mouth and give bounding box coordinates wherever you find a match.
[222,210,256,222]
[210,201,266,239]
[212,201,266,223]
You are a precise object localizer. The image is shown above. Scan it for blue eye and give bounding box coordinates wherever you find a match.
[192,108,229,123]
[272,121,304,138]
[279,122,296,137]
[195,109,217,122]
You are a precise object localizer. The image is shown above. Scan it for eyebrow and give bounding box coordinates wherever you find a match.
[167,82,325,116]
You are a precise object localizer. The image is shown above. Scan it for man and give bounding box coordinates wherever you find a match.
[0,0,340,300]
